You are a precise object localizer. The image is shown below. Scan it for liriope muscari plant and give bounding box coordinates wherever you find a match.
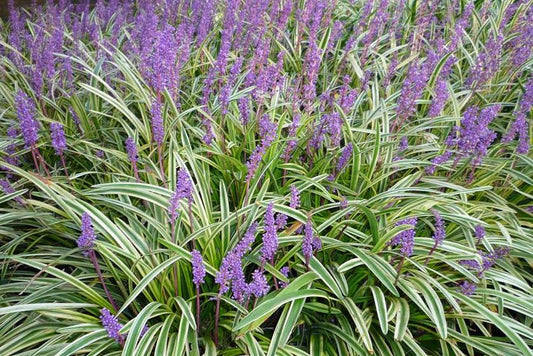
[0,0,532,355]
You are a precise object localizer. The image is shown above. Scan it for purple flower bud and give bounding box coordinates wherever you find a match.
[15,90,39,148]
[168,169,193,223]
[276,213,288,231]
[467,34,504,88]
[474,225,485,243]
[150,99,164,146]
[77,213,96,256]
[125,137,138,164]
[290,185,300,209]
[248,269,269,298]
[50,122,66,156]
[459,280,477,296]
[279,266,290,288]
[390,217,417,257]
[431,209,445,246]
[191,249,206,287]
[428,79,448,117]
[100,308,123,343]
[261,203,278,263]
[426,151,452,175]
[302,219,314,264]
[246,115,277,182]
[459,259,481,271]
[0,179,23,205]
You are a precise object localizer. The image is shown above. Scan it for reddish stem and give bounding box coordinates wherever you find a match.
[89,250,119,313]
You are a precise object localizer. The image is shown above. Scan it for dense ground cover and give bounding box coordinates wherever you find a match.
[0,0,532,355]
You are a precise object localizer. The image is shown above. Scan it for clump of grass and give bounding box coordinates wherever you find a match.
[0,0,532,355]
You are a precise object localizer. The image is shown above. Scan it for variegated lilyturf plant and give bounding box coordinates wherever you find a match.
[0,0,532,355]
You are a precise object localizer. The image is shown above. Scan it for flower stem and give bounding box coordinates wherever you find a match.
[394,256,406,286]
[89,250,119,313]
[214,294,221,347]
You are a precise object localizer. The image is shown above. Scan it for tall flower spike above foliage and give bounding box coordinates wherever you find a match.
[246,114,277,183]
[456,105,500,168]
[100,308,123,343]
[302,219,314,268]
[150,99,164,146]
[431,210,445,246]
[77,212,96,256]
[290,185,300,209]
[261,203,278,263]
[191,249,206,287]
[475,224,485,244]
[125,137,138,164]
[329,143,353,180]
[15,90,40,148]
[168,169,193,223]
[50,122,66,156]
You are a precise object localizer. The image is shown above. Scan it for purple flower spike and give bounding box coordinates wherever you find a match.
[191,249,206,287]
[168,169,193,223]
[302,219,314,266]
[290,185,300,209]
[50,122,66,156]
[261,203,278,263]
[100,308,123,343]
[77,212,96,256]
[15,90,40,148]
[279,266,290,288]
[150,99,164,146]
[0,179,24,205]
[125,137,138,164]
[474,225,485,243]
[248,269,269,298]
[431,210,445,246]
[390,217,417,257]
[246,114,277,182]
[459,281,477,296]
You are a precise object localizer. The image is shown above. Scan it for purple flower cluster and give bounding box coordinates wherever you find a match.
[428,79,449,117]
[215,223,259,302]
[15,91,39,148]
[302,219,320,266]
[425,151,452,175]
[168,170,193,223]
[77,212,96,256]
[279,266,290,288]
[459,280,477,296]
[474,225,485,243]
[329,143,353,181]
[191,249,206,287]
[467,34,503,89]
[460,247,510,276]
[246,114,277,182]
[390,217,417,257]
[261,203,278,263]
[502,78,532,154]
[0,179,24,205]
[50,122,66,156]
[100,308,123,343]
[290,185,300,209]
[395,60,431,126]
[282,113,300,162]
[150,99,164,146]
[248,269,269,297]
[431,210,445,246]
[455,105,500,167]
[125,137,138,164]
